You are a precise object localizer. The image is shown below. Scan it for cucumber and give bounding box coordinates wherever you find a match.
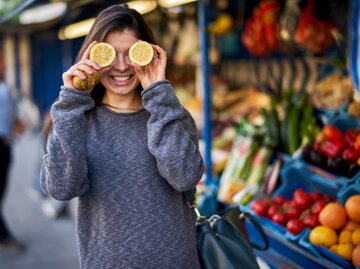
[287,106,301,155]
[268,104,280,147]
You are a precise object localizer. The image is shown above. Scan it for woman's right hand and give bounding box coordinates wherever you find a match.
[62,41,102,92]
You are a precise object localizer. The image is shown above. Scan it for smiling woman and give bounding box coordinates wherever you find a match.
[40,3,204,269]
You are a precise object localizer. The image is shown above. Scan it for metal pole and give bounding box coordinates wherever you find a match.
[198,0,213,183]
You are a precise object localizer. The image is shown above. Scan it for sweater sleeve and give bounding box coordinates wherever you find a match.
[40,87,95,201]
[141,80,204,192]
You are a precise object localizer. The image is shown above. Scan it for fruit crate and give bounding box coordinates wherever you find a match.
[302,107,360,185]
[299,229,354,269]
[245,158,339,244]
[297,180,360,269]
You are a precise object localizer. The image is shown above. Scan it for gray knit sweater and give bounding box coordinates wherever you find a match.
[40,80,204,269]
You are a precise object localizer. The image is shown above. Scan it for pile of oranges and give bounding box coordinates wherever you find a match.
[309,194,360,267]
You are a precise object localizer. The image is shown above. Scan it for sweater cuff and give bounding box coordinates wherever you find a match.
[141,80,171,97]
[60,86,92,98]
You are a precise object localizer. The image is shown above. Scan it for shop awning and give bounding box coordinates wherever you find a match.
[0,0,38,24]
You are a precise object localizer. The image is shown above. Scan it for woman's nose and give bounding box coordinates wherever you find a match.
[113,55,131,71]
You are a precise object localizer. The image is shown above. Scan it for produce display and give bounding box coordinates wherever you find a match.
[302,125,360,178]
[197,1,357,268]
[308,195,360,267]
[251,188,334,235]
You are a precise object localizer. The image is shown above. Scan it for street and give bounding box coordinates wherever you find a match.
[0,131,79,269]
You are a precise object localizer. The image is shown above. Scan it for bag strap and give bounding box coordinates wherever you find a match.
[184,189,203,221]
[239,212,269,250]
[184,189,269,250]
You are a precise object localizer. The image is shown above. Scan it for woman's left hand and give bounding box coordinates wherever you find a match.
[131,44,167,90]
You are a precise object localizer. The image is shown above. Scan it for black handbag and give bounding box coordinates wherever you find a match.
[184,190,269,269]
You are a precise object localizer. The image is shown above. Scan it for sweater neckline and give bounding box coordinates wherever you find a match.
[98,105,146,116]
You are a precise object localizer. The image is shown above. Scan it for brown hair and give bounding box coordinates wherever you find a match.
[43,4,157,148]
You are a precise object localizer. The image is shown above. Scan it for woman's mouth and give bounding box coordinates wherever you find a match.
[111,75,133,85]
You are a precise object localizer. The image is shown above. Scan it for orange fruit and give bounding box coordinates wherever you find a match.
[72,70,101,91]
[337,243,354,261]
[90,42,116,67]
[343,220,360,232]
[352,228,360,246]
[309,225,338,247]
[353,244,360,266]
[329,244,339,253]
[128,40,154,66]
[345,195,360,223]
[339,230,353,244]
[319,202,347,230]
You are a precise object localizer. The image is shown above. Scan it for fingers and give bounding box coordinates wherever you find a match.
[152,45,167,62]
[81,41,97,61]
[65,61,100,79]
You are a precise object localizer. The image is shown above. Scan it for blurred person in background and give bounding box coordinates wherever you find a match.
[41,4,204,269]
[0,49,26,254]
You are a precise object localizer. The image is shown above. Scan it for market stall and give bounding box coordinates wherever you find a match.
[196,0,360,268]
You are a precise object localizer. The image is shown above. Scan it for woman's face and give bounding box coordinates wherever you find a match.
[101,30,140,97]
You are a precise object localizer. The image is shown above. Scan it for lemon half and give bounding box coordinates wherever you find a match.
[90,42,116,67]
[129,41,154,66]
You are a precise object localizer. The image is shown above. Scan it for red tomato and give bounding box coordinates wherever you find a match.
[267,204,281,219]
[251,200,268,216]
[302,214,319,229]
[273,195,285,205]
[272,212,288,226]
[309,192,323,202]
[286,219,305,235]
[293,188,306,198]
[294,190,313,210]
[284,206,302,219]
[282,200,294,208]
[323,194,335,203]
[311,200,327,216]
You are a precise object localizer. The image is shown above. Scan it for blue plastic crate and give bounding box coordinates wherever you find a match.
[337,182,360,205]
[275,159,338,199]
[326,105,360,131]
[302,106,360,182]
[246,159,338,244]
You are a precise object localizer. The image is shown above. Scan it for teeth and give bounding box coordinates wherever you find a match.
[113,76,130,81]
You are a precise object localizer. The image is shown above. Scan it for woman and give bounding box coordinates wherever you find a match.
[40,4,204,269]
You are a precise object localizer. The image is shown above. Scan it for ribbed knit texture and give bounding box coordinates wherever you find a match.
[41,81,204,269]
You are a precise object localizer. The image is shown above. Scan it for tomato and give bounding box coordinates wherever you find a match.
[323,194,335,203]
[311,200,327,217]
[302,214,319,229]
[309,192,323,202]
[284,206,302,219]
[293,188,306,198]
[286,219,305,235]
[272,212,288,226]
[294,190,313,210]
[282,200,294,208]
[267,204,281,219]
[251,200,268,216]
[273,195,285,205]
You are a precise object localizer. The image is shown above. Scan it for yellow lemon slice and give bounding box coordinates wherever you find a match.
[129,41,154,66]
[90,42,116,67]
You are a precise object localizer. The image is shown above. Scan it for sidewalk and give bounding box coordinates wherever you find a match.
[0,132,79,269]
